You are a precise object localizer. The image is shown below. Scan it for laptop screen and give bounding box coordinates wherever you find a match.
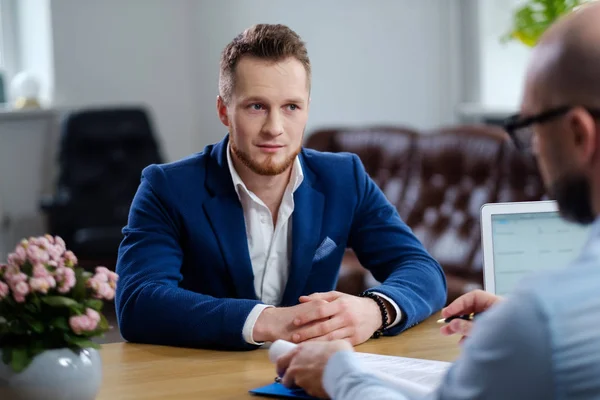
[491,211,590,295]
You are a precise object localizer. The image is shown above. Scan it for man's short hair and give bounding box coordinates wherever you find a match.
[219,24,311,104]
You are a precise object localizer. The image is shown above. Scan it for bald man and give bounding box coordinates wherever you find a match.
[275,3,600,399]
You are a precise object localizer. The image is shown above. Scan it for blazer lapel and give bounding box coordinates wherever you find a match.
[281,154,325,306]
[203,136,257,300]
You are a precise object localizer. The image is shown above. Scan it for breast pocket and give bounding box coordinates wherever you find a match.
[312,236,340,263]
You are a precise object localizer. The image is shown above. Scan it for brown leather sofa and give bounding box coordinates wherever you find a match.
[305,125,546,303]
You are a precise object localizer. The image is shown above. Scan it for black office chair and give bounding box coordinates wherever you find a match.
[41,107,164,265]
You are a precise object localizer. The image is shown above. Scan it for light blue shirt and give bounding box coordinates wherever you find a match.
[323,218,600,400]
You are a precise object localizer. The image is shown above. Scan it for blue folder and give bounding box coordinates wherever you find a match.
[249,382,319,399]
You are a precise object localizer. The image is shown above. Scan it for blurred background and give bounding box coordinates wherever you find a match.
[0,0,570,341]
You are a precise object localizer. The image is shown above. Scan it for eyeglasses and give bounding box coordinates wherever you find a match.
[503,106,600,152]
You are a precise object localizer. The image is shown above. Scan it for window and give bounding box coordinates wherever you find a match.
[0,0,18,95]
[0,7,3,67]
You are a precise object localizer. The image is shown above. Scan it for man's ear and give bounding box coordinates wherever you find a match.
[570,107,597,165]
[216,95,230,127]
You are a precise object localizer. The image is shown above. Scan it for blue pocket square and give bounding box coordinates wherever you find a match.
[312,236,337,263]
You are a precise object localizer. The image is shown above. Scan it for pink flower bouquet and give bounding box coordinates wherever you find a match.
[0,235,118,372]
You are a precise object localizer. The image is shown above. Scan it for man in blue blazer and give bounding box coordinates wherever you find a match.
[115,23,446,350]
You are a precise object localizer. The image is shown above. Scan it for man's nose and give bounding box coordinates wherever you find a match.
[263,110,284,136]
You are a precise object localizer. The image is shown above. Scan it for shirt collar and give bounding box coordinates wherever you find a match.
[226,141,304,200]
[573,215,600,258]
[587,216,600,242]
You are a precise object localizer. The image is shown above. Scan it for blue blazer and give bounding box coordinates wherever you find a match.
[115,136,446,350]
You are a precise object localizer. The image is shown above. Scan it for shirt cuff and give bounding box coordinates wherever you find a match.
[242,304,275,345]
[323,351,365,398]
[369,292,402,329]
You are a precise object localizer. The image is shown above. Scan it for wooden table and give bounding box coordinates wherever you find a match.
[96,316,460,400]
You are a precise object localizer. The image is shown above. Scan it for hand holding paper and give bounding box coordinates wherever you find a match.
[269,339,298,363]
[261,340,452,399]
[275,340,354,398]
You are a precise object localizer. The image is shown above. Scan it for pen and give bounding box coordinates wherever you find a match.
[436,313,478,324]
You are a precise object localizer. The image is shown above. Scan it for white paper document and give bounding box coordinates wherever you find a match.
[269,340,451,397]
[355,352,450,387]
[355,352,451,396]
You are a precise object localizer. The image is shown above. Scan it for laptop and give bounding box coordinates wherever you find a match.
[480,200,591,295]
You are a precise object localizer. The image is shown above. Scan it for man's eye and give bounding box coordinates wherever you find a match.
[288,104,298,111]
[251,104,264,110]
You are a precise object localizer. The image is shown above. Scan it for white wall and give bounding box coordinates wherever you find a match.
[191,0,462,149]
[44,0,462,160]
[49,0,198,162]
[0,109,58,260]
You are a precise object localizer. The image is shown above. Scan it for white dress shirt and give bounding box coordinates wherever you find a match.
[226,144,401,345]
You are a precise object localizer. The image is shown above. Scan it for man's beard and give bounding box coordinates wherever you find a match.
[230,138,300,176]
[550,172,596,225]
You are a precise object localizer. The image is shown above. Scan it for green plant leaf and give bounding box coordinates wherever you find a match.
[23,295,42,313]
[503,0,588,47]
[64,333,99,349]
[84,299,104,311]
[41,296,79,308]
[3,295,16,308]
[2,347,11,365]
[50,316,70,331]
[24,304,36,313]
[10,347,31,373]
[23,317,44,334]
[21,262,33,277]
[30,340,46,358]
[71,268,88,301]
[8,321,27,335]
[98,313,109,331]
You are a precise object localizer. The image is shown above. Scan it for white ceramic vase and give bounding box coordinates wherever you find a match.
[0,347,102,400]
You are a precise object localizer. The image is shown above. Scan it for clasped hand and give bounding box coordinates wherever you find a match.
[254,291,383,345]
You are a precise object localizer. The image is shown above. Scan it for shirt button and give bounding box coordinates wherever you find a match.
[261,216,267,224]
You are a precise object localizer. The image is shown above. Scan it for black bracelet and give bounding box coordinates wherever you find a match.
[358,291,389,338]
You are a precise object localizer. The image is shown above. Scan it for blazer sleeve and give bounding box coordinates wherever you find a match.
[347,154,447,334]
[115,165,262,350]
